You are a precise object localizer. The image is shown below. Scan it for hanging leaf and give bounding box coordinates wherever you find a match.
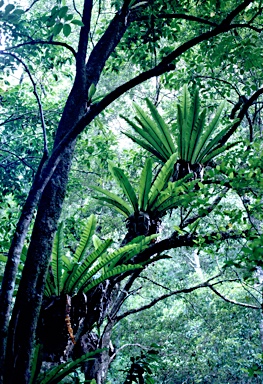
[63,23,71,37]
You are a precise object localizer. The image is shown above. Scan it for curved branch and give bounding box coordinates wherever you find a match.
[208,284,260,309]
[219,86,263,144]
[4,40,77,58]
[180,186,229,229]
[0,51,48,157]
[116,275,255,322]
[194,75,241,97]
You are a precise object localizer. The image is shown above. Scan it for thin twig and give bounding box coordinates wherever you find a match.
[0,148,35,171]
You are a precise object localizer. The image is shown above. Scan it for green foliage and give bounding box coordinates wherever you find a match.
[122,86,239,166]
[42,5,84,38]
[93,154,194,220]
[123,347,160,384]
[45,214,154,296]
[36,349,104,384]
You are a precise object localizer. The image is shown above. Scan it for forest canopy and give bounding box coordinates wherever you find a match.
[0,0,263,383]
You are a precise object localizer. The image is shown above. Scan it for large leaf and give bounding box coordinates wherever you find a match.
[133,103,172,159]
[148,153,178,209]
[122,114,169,160]
[122,131,166,162]
[185,88,200,161]
[196,124,230,163]
[51,222,64,295]
[202,141,241,164]
[72,241,142,292]
[72,214,96,263]
[92,185,132,217]
[111,167,139,213]
[191,101,225,163]
[83,264,143,294]
[94,196,131,217]
[188,109,206,163]
[65,239,113,294]
[138,158,153,211]
[37,350,104,384]
[178,85,191,160]
[145,98,176,156]
[108,234,158,268]
[153,194,185,215]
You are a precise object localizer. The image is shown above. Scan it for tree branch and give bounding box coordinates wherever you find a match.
[4,41,77,58]
[76,0,93,72]
[116,274,249,322]
[208,284,260,309]
[0,148,35,171]
[180,186,229,229]
[109,343,148,364]
[219,87,263,144]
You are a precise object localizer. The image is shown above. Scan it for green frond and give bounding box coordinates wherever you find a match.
[51,222,64,295]
[36,350,104,384]
[179,85,191,160]
[83,265,143,294]
[110,234,158,266]
[148,153,178,209]
[62,255,71,270]
[44,272,56,297]
[94,196,131,217]
[121,131,166,162]
[138,158,152,211]
[202,141,241,164]
[177,104,184,158]
[63,239,113,294]
[92,234,102,250]
[111,167,139,213]
[188,109,206,163]
[191,101,225,163]
[185,88,200,160]
[145,98,176,155]
[153,194,184,216]
[92,185,132,217]
[196,124,229,163]
[133,103,172,159]
[122,114,169,160]
[72,214,96,263]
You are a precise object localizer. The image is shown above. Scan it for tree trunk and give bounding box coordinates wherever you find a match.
[4,143,76,383]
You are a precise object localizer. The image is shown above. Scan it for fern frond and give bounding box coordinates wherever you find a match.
[138,158,152,211]
[148,153,177,209]
[83,265,143,294]
[72,214,96,263]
